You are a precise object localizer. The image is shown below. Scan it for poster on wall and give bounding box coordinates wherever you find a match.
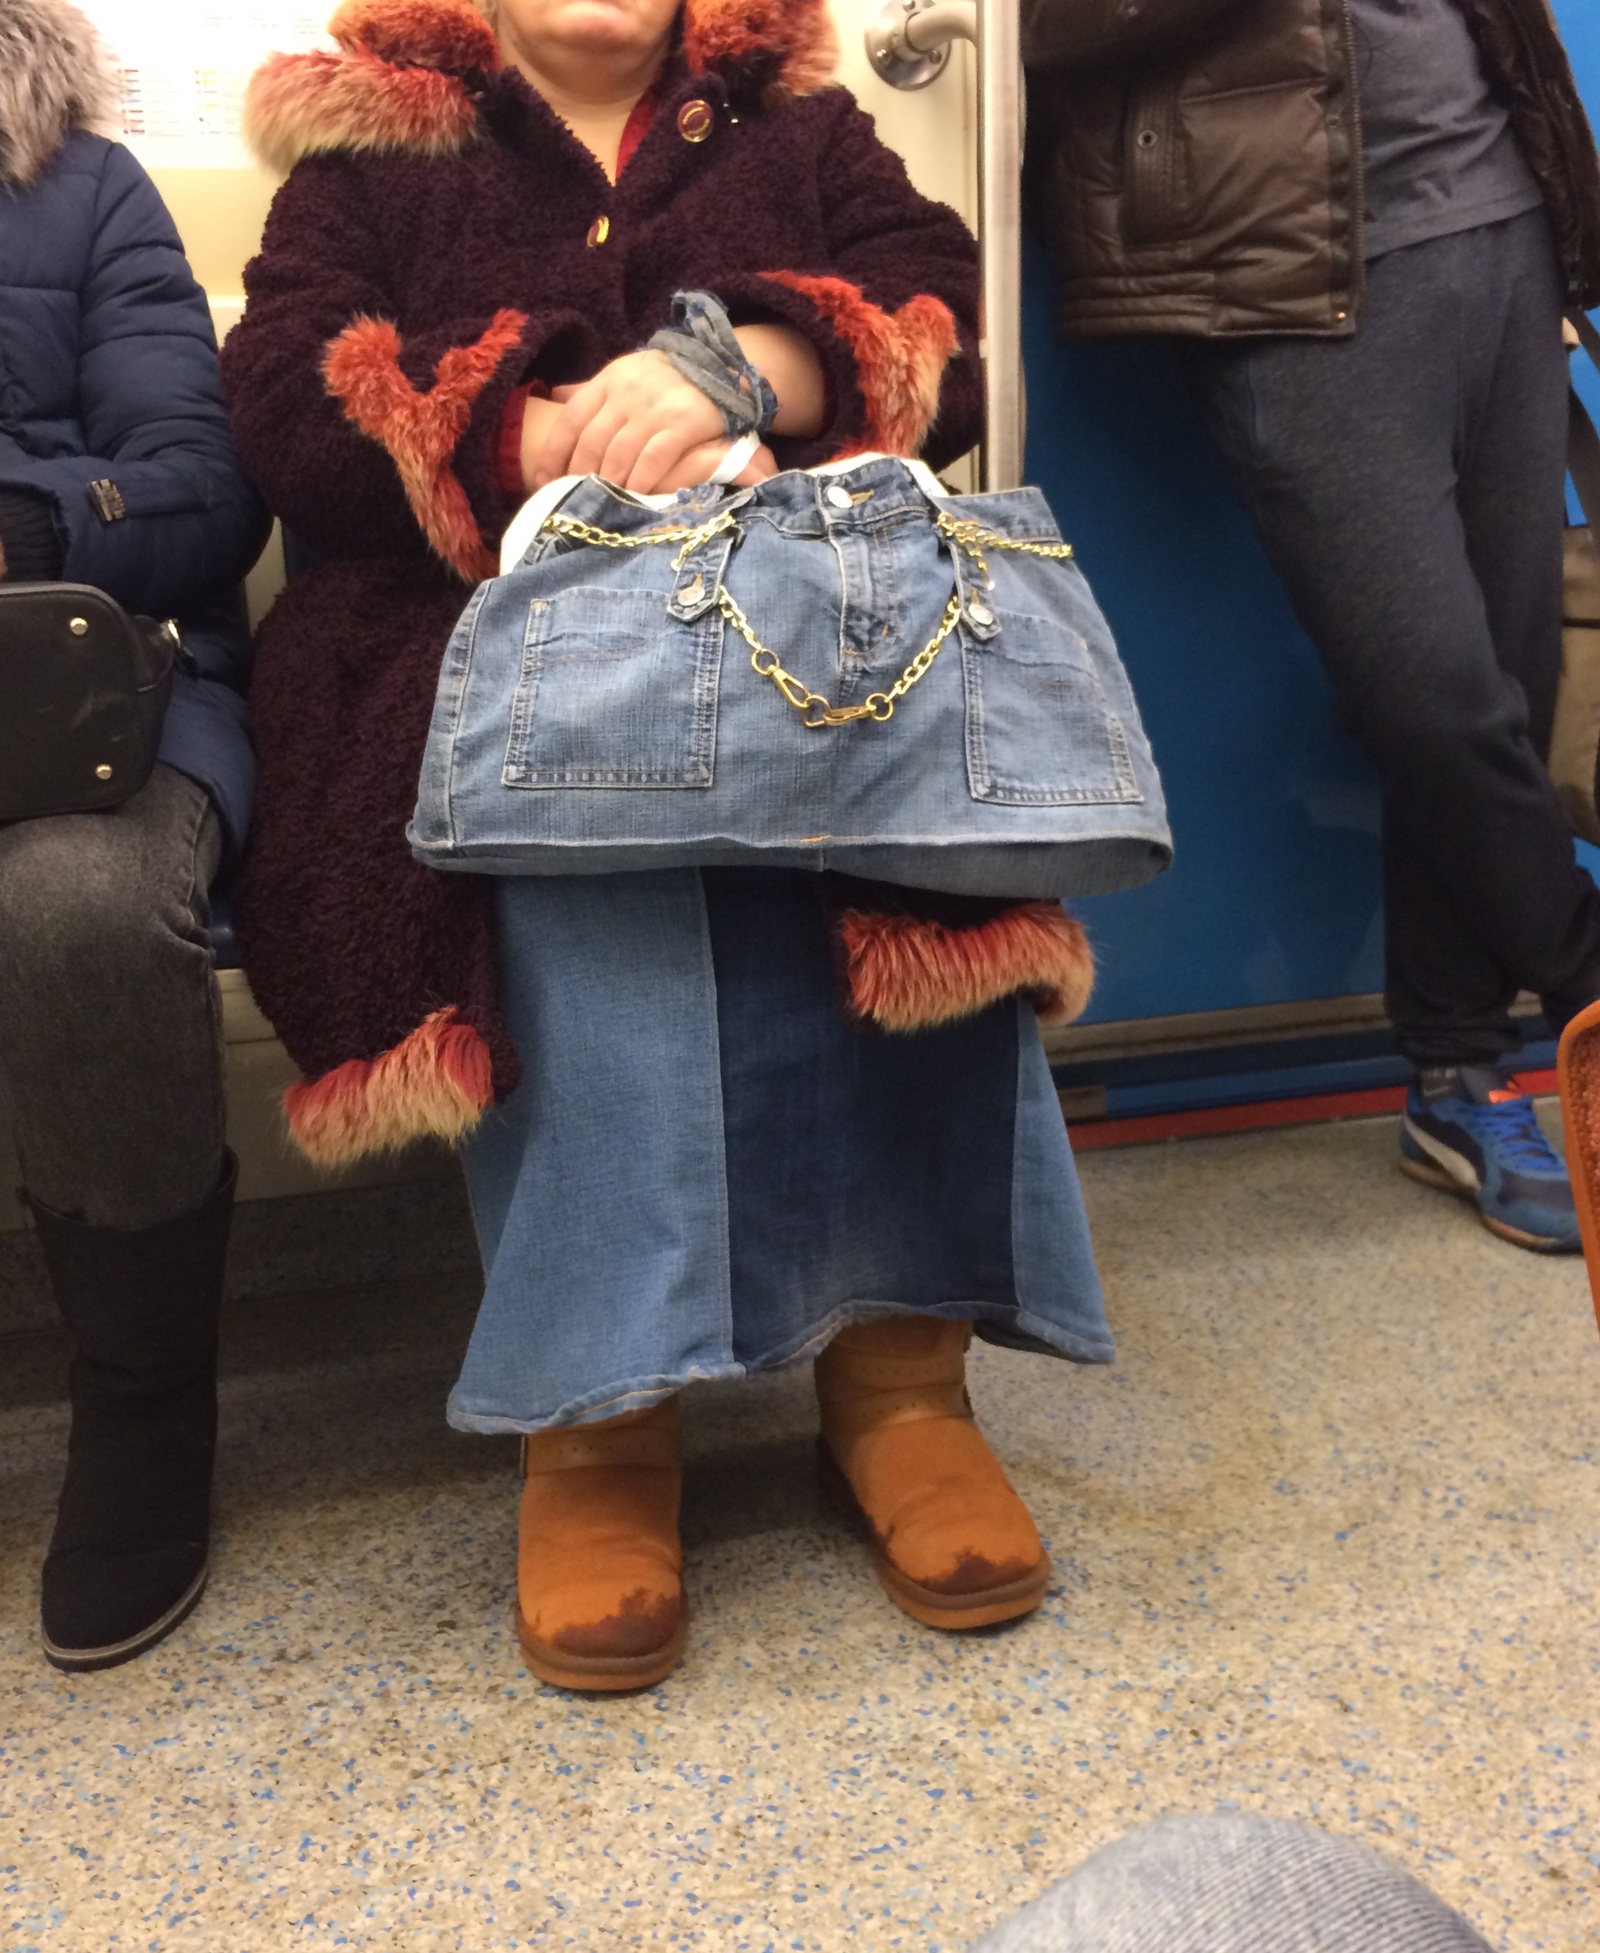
[76,1,330,168]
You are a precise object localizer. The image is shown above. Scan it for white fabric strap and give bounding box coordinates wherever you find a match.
[499,473,586,574]
[707,429,762,485]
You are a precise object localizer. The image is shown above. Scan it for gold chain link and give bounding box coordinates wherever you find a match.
[539,506,1074,730]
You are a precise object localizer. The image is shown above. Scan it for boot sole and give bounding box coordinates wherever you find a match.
[41,1558,209,1673]
[515,1604,686,1692]
[1396,1156,1577,1253]
[818,1442,1050,1630]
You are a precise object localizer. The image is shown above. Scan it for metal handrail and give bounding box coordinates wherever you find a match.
[864,0,1024,492]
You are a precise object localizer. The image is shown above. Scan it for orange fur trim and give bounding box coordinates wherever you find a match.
[330,0,498,70]
[323,308,527,580]
[246,0,834,172]
[284,1008,494,1166]
[245,46,481,173]
[682,0,838,97]
[839,904,1094,1034]
[759,274,957,455]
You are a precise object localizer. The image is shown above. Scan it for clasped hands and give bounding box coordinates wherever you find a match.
[521,347,777,495]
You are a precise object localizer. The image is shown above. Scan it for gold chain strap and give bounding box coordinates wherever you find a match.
[541,507,1074,730]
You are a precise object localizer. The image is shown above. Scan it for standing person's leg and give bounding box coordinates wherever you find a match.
[1177,217,1600,1247]
[0,765,234,1669]
[972,1813,1492,1952]
[1451,211,1595,1028]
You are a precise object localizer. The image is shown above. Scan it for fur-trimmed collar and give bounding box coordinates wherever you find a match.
[246,0,838,176]
[0,0,120,187]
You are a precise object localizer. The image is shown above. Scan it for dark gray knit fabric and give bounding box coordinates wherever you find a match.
[973,1814,1494,1953]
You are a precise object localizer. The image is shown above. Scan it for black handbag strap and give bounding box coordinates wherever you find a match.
[1571,310,1600,534]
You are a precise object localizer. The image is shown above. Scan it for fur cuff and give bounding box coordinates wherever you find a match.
[284,1007,494,1166]
[323,308,527,580]
[838,902,1094,1033]
[758,274,958,456]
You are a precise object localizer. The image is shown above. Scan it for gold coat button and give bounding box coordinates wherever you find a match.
[586,215,610,248]
[677,99,714,142]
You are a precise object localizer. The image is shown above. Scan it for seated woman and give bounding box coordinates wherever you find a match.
[224,0,1112,1689]
[0,0,267,1668]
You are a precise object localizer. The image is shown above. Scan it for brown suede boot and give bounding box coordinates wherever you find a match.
[516,1396,685,1691]
[815,1317,1050,1630]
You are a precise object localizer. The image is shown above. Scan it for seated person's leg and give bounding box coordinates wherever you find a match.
[0,765,232,1671]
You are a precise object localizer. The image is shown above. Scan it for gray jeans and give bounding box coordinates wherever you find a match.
[975,1814,1491,1952]
[0,765,225,1230]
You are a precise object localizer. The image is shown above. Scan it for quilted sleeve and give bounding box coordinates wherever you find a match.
[0,143,269,617]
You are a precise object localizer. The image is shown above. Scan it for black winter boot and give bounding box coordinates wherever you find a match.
[33,1157,236,1671]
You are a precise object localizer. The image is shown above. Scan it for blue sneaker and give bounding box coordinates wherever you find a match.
[1399,1066,1581,1253]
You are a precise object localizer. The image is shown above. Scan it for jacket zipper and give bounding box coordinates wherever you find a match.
[1337,0,1366,326]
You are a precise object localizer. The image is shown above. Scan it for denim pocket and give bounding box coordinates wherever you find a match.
[502,584,722,788]
[962,605,1142,806]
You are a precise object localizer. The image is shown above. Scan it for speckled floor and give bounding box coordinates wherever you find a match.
[3,1110,1597,1951]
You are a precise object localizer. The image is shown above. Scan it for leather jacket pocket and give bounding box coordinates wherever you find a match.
[1121,78,1186,247]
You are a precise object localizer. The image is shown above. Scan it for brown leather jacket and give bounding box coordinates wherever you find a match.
[1023,0,1600,337]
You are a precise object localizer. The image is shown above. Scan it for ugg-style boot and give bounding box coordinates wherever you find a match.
[516,1395,685,1691]
[816,1317,1050,1630]
[34,1157,236,1672]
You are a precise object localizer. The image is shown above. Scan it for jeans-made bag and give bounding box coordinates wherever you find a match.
[1552,311,1600,847]
[0,582,178,823]
[410,455,1172,900]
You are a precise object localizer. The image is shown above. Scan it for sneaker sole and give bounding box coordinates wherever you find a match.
[41,1558,209,1674]
[818,1441,1050,1631]
[1396,1155,1576,1254]
[515,1604,686,1692]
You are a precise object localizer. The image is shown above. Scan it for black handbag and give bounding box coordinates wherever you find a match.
[0,582,179,822]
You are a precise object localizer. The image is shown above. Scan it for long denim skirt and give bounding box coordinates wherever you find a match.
[448,867,1111,1433]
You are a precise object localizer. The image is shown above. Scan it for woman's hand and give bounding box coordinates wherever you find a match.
[530,349,725,492]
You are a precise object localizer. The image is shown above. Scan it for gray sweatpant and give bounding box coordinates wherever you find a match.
[0,764,225,1229]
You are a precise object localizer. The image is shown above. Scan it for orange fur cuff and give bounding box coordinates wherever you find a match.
[758,273,958,455]
[323,308,528,581]
[838,903,1095,1034]
[284,1007,495,1167]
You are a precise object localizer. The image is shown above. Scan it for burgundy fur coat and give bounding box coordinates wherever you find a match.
[223,0,1093,1167]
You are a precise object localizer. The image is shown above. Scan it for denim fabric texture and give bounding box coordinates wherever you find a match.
[411,457,1171,899]
[448,867,1110,1433]
[972,1813,1492,1953]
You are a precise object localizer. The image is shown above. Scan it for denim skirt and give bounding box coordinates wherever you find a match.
[448,867,1112,1433]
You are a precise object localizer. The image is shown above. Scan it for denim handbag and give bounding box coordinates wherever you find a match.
[410,455,1171,899]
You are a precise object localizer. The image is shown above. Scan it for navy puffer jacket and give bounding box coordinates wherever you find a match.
[0,0,269,856]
